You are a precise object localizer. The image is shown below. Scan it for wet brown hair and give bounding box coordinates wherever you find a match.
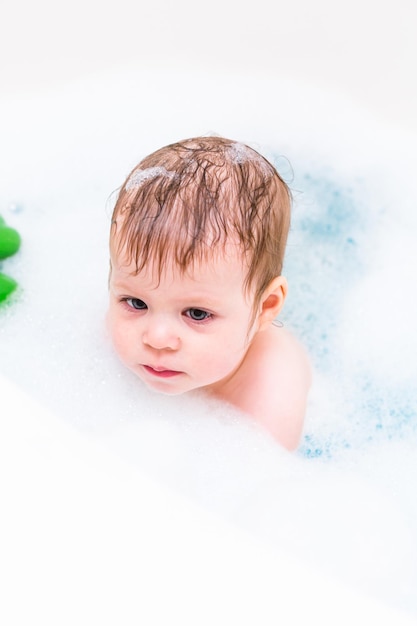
[110,136,291,313]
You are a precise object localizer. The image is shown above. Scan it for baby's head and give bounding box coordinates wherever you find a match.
[110,135,291,318]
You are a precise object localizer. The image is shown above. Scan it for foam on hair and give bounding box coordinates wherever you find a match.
[125,166,177,191]
[227,142,272,174]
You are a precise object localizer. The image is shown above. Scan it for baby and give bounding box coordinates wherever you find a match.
[107,136,311,450]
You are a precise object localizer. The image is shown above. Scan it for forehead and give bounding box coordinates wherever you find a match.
[110,242,248,293]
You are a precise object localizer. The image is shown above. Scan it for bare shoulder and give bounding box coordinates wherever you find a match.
[224,325,312,450]
[253,326,311,384]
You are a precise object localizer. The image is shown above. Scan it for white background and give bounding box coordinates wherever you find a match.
[1,0,416,131]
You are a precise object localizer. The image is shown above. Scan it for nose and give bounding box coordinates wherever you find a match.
[142,315,181,351]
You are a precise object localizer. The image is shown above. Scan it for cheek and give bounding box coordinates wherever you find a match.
[105,308,113,336]
[107,310,131,358]
[106,307,117,340]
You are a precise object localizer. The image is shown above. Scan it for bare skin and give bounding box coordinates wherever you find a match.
[107,246,311,450]
[208,324,311,450]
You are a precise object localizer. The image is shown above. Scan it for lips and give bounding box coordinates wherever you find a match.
[142,365,182,378]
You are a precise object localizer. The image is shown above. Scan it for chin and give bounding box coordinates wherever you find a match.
[141,379,190,396]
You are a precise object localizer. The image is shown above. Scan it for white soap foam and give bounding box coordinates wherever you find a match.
[1,67,416,617]
[125,166,177,191]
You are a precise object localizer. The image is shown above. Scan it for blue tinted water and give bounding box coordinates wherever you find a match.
[281,166,417,458]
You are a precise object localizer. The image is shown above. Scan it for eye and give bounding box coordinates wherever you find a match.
[125,298,147,310]
[185,308,212,322]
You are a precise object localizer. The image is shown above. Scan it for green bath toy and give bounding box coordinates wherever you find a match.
[0,215,21,302]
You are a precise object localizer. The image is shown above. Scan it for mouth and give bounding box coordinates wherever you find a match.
[142,365,182,378]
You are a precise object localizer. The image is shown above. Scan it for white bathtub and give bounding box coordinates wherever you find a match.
[2,374,415,625]
[1,1,416,623]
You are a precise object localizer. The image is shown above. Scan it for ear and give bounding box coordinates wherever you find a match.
[258,276,288,331]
